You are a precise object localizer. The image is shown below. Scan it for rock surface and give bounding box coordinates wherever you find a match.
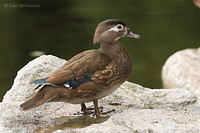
[193,0,200,8]
[162,47,200,94]
[0,55,200,133]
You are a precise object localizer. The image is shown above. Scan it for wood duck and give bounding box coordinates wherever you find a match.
[20,19,140,117]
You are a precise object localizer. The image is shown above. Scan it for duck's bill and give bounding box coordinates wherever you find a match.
[125,29,141,39]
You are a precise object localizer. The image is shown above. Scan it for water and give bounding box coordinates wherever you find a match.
[0,0,200,101]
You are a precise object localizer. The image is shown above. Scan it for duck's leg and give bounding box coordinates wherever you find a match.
[81,103,94,114]
[93,100,100,116]
[81,100,113,117]
[81,103,87,112]
[93,100,115,117]
[80,101,101,116]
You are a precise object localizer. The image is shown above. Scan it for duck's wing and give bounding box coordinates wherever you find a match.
[46,50,111,86]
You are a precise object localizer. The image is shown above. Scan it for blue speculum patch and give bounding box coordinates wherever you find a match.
[30,73,92,89]
[64,73,92,89]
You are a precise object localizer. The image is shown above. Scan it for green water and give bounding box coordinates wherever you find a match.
[0,0,200,101]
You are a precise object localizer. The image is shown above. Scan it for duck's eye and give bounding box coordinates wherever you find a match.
[108,24,124,32]
[117,25,123,29]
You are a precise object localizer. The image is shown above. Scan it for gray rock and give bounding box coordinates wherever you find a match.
[162,47,200,94]
[1,55,200,133]
[193,0,200,8]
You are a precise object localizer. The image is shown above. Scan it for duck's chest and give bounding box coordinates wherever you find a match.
[99,42,132,79]
[112,46,132,77]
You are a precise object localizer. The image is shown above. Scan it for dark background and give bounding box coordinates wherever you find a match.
[0,0,200,101]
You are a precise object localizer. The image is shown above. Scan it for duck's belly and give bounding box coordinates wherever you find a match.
[64,82,123,104]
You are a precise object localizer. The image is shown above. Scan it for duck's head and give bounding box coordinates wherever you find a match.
[93,19,140,44]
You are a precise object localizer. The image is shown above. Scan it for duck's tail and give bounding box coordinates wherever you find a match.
[20,85,70,110]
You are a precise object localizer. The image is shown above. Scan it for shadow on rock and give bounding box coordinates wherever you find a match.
[36,115,110,132]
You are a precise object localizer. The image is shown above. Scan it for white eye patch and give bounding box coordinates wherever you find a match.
[108,24,124,32]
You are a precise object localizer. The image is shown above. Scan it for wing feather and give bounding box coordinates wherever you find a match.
[46,50,111,85]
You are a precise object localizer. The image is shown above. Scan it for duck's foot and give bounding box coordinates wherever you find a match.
[100,108,115,115]
[81,100,115,118]
[81,103,103,114]
[93,108,115,118]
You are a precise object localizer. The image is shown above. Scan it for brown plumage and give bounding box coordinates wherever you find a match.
[20,19,140,116]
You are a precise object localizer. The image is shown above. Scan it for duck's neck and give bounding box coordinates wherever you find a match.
[99,42,119,59]
[98,42,132,73]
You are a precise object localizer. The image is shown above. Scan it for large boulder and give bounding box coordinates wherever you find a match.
[193,0,200,8]
[0,55,200,133]
[162,47,200,94]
